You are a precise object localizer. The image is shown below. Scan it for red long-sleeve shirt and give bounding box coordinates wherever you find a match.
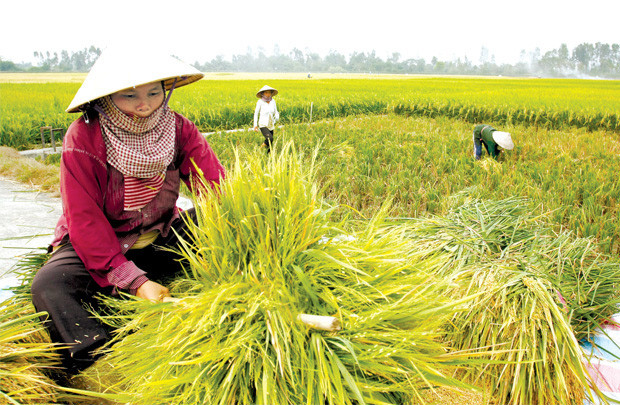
[50,113,225,290]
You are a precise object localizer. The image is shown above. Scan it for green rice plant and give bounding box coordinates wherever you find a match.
[7,249,51,300]
[5,110,620,258]
[8,142,618,403]
[447,267,593,405]
[2,75,619,150]
[83,142,479,404]
[519,229,620,341]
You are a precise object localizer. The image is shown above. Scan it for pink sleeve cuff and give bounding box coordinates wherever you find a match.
[129,275,150,295]
[106,260,147,290]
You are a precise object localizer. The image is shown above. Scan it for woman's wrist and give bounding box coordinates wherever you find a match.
[128,275,149,295]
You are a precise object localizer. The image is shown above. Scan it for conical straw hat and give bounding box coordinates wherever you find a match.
[256,85,278,98]
[492,131,514,150]
[66,46,204,113]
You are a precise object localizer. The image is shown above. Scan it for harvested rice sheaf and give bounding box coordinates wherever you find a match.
[403,194,620,339]
[86,143,478,405]
[398,195,620,404]
[0,298,61,404]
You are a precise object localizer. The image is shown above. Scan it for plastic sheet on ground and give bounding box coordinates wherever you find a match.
[0,276,18,302]
[582,314,620,404]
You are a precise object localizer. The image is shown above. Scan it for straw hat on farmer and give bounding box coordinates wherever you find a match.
[473,124,514,160]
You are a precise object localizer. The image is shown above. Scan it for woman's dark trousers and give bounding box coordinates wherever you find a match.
[260,127,274,153]
[31,209,197,375]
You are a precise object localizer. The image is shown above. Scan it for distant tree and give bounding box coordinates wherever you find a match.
[256,47,271,71]
[290,48,305,69]
[0,58,19,71]
[33,51,52,71]
[539,49,563,76]
[591,42,612,75]
[324,51,347,72]
[432,60,447,73]
[365,50,385,73]
[203,55,232,72]
[348,52,369,72]
[232,48,255,72]
[32,47,100,72]
[403,58,426,73]
[58,50,72,72]
[305,52,323,72]
[573,43,595,73]
[388,52,400,64]
[612,44,620,67]
[558,44,571,70]
[70,47,101,71]
[479,46,489,65]
[529,47,541,72]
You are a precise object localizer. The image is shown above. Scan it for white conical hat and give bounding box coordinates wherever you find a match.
[66,46,204,113]
[492,131,514,150]
[256,85,278,98]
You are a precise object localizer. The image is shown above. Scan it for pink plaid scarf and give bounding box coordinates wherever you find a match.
[98,96,175,210]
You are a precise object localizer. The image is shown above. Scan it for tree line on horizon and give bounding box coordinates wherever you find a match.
[1,43,619,79]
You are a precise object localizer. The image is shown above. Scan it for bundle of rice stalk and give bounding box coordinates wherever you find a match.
[6,252,130,404]
[8,249,51,302]
[447,266,597,404]
[397,196,619,403]
[406,196,539,264]
[0,297,61,404]
[517,231,620,342]
[402,195,620,341]
[85,142,478,405]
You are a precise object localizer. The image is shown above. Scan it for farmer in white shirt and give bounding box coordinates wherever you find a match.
[253,85,280,153]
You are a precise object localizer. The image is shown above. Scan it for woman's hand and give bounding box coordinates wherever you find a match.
[135,280,170,302]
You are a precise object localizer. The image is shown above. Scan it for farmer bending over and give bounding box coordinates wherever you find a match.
[473,124,514,160]
[30,47,225,379]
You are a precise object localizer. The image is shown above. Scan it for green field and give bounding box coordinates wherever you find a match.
[204,114,620,255]
[2,73,619,149]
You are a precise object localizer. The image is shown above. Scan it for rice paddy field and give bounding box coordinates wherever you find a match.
[2,72,619,149]
[1,72,620,404]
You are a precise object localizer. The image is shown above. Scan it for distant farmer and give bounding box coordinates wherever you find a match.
[30,47,225,379]
[253,85,280,153]
[473,124,514,160]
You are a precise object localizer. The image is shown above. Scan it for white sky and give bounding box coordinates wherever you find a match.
[2,0,618,66]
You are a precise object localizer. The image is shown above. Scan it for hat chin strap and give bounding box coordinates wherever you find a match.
[81,108,90,124]
[93,103,111,122]
[164,78,179,107]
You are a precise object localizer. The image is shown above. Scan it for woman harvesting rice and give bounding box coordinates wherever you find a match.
[30,47,225,378]
[473,124,514,160]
